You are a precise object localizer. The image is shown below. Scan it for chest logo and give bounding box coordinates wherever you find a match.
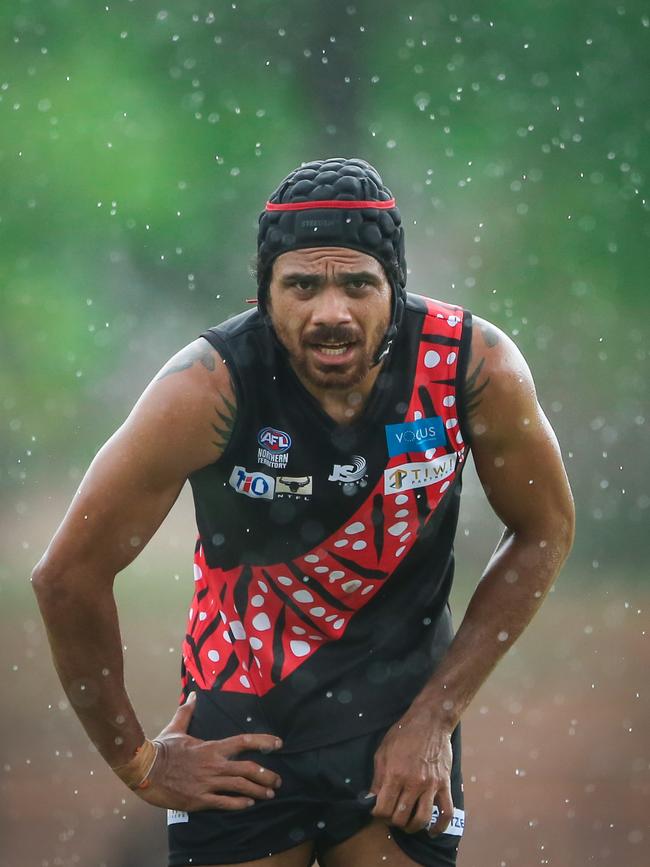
[384,453,457,494]
[328,455,366,483]
[328,455,368,489]
[229,466,275,500]
[385,416,446,458]
[258,427,291,452]
[257,426,291,469]
[276,475,313,498]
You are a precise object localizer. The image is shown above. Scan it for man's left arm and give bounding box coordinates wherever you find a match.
[371,315,575,834]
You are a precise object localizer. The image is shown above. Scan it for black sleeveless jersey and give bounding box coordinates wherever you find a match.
[181,293,472,752]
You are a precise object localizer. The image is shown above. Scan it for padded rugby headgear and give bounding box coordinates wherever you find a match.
[257,158,407,364]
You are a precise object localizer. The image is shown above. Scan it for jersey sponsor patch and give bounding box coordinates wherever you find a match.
[328,455,367,484]
[257,427,291,469]
[258,447,289,469]
[384,453,457,493]
[276,475,313,497]
[229,466,275,500]
[167,809,189,825]
[385,416,446,457]
[258,427,291,452]
[429,806,465,837]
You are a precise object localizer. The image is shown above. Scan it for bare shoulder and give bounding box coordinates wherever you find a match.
[33,337,239,582]
[464,315,539,447]
[463,316,574,541]
[468,315,533,383]
[154,337,225,384]
[125,336,238,475]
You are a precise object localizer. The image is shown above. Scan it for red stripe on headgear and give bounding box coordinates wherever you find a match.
[265,198,396,212]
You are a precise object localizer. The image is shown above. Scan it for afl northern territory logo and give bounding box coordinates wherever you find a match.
[257,426,291,469]
[258,427,291,453]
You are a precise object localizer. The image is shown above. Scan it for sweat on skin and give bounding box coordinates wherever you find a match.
[31,243,574,866]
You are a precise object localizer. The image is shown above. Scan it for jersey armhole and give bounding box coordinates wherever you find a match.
[198,328,245,467]
[455,309,473,452]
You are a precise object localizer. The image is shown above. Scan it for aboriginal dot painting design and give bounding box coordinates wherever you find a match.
[182,298,467,696]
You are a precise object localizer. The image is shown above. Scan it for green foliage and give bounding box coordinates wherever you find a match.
[1,0,648,568]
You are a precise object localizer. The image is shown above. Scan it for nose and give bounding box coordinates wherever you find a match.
[310,285,352,326]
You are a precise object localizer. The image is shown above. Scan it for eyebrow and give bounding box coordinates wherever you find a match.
[279,270,380,286]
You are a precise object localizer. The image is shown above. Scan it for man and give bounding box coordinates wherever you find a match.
[32,158,574,867]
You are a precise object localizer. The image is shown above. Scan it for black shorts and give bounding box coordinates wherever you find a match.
[168,698,464,867]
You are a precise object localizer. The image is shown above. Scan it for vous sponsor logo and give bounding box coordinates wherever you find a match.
[385,416,446,457]
[384,453,457,494]
[229,466,275,500]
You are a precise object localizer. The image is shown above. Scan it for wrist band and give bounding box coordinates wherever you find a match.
[111,738,160,790]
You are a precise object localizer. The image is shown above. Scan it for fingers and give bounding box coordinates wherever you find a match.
[140,703,288,813]
[368,754,384,798]
[196,794,257,812]
[371,779,402,824]
[227,759,282,791]
[388,787,420,830]
[159,691,197,737]
[375,785,454,835]
[217,732,283,758]
[209,774,277,801]
[428,786,454,836]
[404,791,433,834]
[404,792,435,835]
[371,753,416,829]
[372,776,454,835]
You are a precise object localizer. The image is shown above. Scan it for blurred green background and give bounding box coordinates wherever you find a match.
[1,1,648,865]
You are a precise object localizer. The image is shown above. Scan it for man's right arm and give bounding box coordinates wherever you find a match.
[31,338,283,810]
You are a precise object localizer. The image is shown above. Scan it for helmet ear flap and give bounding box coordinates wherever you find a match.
[372,278,406,366]
[396,226,407,288]
[394,290,405,325]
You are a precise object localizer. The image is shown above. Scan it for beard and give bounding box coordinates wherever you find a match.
[272,319,388,392]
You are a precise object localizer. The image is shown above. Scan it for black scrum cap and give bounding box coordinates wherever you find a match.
[256,158,407,364]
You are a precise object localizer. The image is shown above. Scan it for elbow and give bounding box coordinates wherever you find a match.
[31,557,72,612]
[539,500,574,573]
[31,557,49,597]
[559,495,576,561]
[512,497,575,568]
[32,555,113,614]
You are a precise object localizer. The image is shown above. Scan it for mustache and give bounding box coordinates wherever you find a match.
[305,325,361,344]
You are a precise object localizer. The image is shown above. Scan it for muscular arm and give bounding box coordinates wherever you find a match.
[410,316,575,723]
[372,316,575,833]
[31,339,235,766]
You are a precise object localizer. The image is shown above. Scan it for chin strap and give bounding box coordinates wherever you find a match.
[371,282,405,367]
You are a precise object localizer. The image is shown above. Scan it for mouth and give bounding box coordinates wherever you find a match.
[308,341,358,365]
[315,342,352,356]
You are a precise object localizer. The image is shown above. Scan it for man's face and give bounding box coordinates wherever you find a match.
[268,248,392,392]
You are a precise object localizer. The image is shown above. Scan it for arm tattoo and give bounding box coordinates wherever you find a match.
[156,344,216,382]
[465,357,490,420]
[464,322,500,420]
[211,395,236,451]
[479,322,500,348]
[155,342,237,453]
